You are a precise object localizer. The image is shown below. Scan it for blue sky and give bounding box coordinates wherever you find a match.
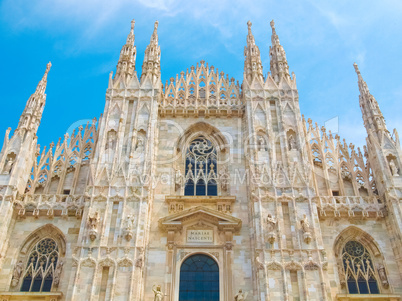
[0,0,401,149]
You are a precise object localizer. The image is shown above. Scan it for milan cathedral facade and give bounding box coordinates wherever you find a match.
[0,20,401,301]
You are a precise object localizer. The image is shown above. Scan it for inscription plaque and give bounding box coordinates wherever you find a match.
[187,230,213,243]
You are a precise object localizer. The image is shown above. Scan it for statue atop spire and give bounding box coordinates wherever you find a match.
[244,20,263,84]
[141,20,161,83]
[269,20,290,83]
[115,19,137,83]
[354,62,388,142]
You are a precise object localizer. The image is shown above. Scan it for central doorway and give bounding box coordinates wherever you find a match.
[179,254,219,301]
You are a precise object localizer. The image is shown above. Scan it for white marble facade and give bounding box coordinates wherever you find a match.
[0,20,401,301]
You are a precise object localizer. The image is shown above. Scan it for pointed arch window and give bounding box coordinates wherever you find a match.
[342,241,380,294]
[20,238,59,292]
[184,136,217,196]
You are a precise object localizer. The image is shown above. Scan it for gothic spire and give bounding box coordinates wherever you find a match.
[269,20,290,83]
[354,63,389,142]
[244,20,263,84]
[115,19,137,82]
[17,62,51,134]
[141,21,161,82]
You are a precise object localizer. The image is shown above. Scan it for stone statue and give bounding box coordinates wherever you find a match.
[389,160,399,176]
[377,264,389,287]
[234,289,248,301]
[3,157,14,174]
[124,214,135,241]
[175,168,182,190]
[136,137,145,153]
[106,131,116,150]
[11,260,23,287]
[53,260,64,286]
[219,167,230,192]
[266,214,277,244]
[152,284,164,301]
[88,211,100,230]
[258,137,266,151]
[267,214,277,233]
[288,135,297,150]
[126,214,135,230]
[300,214,311,234]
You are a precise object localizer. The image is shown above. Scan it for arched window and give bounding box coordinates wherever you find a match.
[179,254,219,301]
[20,238,59,292]
[184,136,217,196]
[342,241,380,294]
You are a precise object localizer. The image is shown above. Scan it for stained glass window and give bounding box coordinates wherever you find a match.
[179,254,219,301]
[20,238,59,292]
[342,241,379,294]
[184,136,217,196]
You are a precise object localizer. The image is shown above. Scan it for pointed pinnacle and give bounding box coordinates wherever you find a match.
[247,20,252,32]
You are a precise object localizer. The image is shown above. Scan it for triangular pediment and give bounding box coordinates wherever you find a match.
[159,205,242,232]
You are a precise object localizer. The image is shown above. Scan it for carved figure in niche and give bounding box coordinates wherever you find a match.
[3,156,14,174]
[288,135,297,150]
[258,136,266,151]
[136,255,143,268]
[389,159,399,176]
[125,214,135,230]
[174,168,183,190]
[124,214,135,241]
[135,137,145,153]
[11,260,23,287]
[337,265,346,287]
[267,214,277,233]
[300,214,311,234]
[53,260,64,286]
[152,284,164,301]
[219,167,230,192]
[234,289,248,301]
[377,264,389,287]
[88,211,100,230]
[106,131,116,150]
